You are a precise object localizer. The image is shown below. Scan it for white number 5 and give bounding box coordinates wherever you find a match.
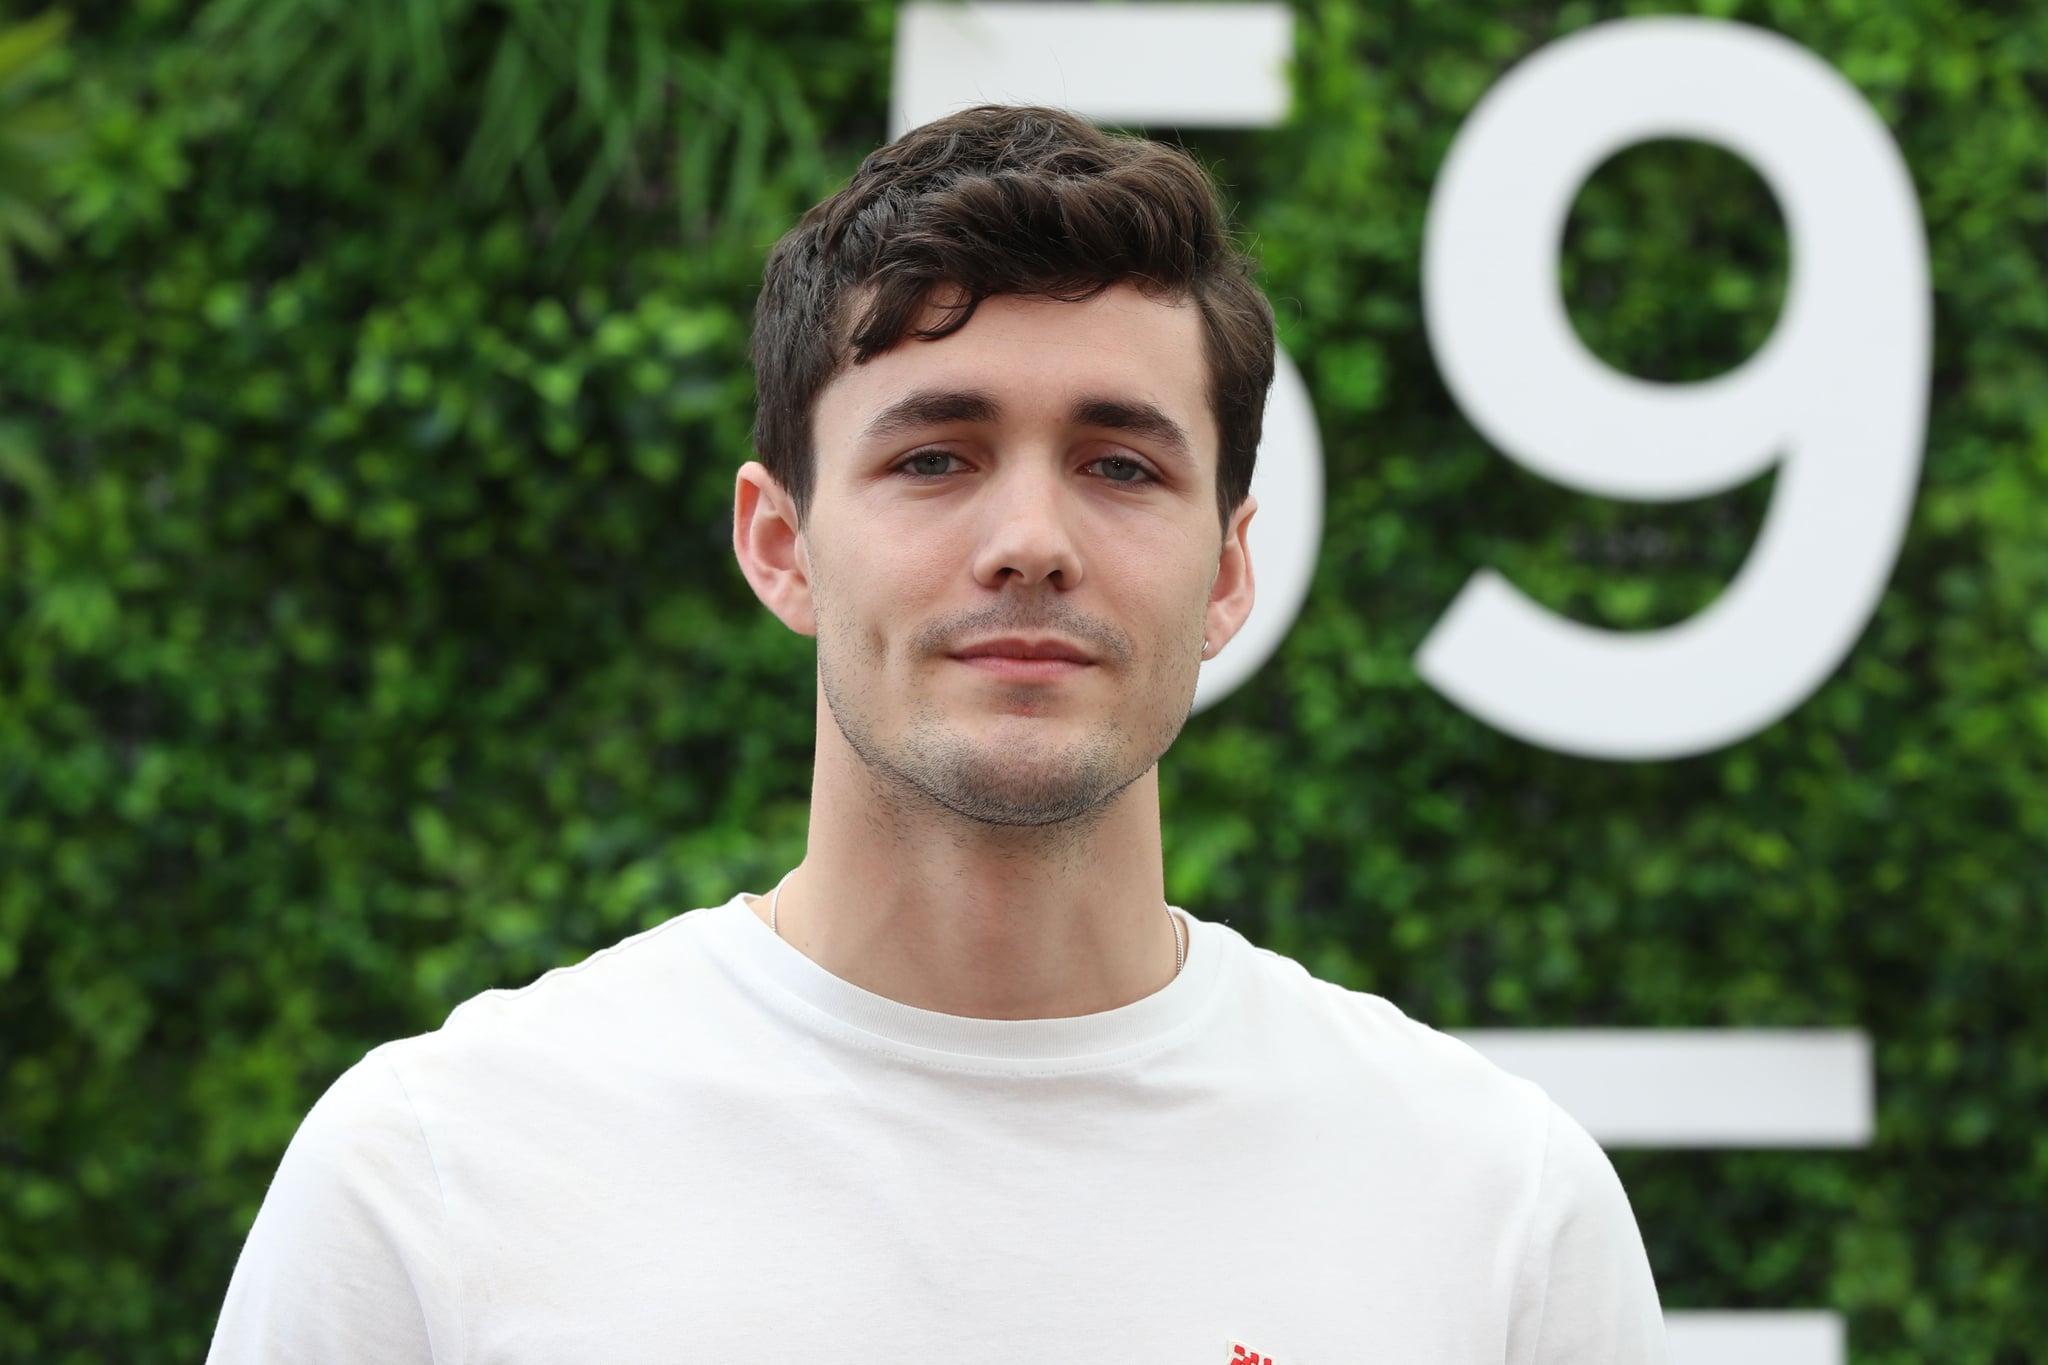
[1419,17,1930,760]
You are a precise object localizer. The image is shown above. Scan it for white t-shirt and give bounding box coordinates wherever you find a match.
[208,896,1665,1364]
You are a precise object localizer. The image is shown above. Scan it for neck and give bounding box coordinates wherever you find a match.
[749,696,1182,1020]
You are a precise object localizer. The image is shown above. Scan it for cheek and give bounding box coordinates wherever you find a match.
[1096,543,1214,659]
[814,525,959,663]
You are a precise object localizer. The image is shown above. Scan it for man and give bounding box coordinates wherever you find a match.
[209,105,1665,1363]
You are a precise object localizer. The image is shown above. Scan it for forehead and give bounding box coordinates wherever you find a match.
[812,284,1214,456]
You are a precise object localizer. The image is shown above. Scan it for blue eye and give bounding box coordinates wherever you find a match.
[1091,457,1152,484]
[900,450,956,478]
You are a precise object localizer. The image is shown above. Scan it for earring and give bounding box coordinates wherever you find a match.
[1200,638,1211,659]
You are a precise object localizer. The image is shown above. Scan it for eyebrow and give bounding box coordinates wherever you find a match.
[858,389,1003,447]
[1069,395,1193,463]
[858,388,1194,462]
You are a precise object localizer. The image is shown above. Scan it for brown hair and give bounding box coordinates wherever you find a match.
[749,104,1274,527]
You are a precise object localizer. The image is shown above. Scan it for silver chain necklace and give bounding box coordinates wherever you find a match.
[767,874,1185,977]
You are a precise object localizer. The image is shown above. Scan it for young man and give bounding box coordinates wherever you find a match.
[209,105,1665,1363]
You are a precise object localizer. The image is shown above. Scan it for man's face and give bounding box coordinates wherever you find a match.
[790,283,1255,827]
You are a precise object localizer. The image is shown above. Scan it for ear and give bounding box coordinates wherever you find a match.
[733,461,816,637]
[1202,495,1257,657]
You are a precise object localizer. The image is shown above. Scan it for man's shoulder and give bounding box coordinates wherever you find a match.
[443,901,726,1030]
[377,899,739,1095]
[253,901,743,1253]
[1219,924,1554,1147]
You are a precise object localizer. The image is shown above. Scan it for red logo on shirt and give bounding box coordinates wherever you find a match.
[1228,1343,1274,1365]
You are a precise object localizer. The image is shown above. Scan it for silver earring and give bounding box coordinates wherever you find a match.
[1200,638,1211,658]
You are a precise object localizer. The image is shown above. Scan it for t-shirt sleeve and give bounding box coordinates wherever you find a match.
[1509,1097,1667,1365]
[206,1047,462,1365]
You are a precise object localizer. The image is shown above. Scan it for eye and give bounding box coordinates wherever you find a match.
[1087,456,1155,485]
[896,449,959,479]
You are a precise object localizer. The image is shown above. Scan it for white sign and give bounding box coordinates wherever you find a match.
[1456,1029,1873,1148]
[889,0,1293,138]
[1665,1312,1846,1365]
[1418,18,1931,759]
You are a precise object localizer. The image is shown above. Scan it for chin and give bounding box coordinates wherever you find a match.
[896,723,1140,828]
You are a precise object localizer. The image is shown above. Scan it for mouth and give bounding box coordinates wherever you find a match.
[948,636,1097,683]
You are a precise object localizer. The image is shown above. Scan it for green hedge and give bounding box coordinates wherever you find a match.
[2,2,2043,1360]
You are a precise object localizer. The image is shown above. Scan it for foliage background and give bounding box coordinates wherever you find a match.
[1,0,2042,1360]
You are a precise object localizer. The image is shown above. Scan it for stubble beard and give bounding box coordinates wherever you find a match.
[813,594,1201,832]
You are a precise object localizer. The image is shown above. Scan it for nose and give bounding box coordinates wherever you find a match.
[969,458,1084,590]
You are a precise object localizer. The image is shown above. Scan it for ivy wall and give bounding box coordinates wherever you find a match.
[1,2,2043,1360]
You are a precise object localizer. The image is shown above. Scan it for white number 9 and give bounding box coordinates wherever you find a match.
[1418,17,1930,760]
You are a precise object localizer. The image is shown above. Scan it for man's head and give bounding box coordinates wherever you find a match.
[750,105,1274,529]
[736,105,1273,829]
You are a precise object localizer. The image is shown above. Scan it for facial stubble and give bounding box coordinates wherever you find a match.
[811,565,1204,832]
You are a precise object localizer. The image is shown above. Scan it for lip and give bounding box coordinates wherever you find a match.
[948,636,1097,682]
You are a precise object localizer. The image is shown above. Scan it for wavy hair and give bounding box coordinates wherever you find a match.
[750,104,1275,527]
